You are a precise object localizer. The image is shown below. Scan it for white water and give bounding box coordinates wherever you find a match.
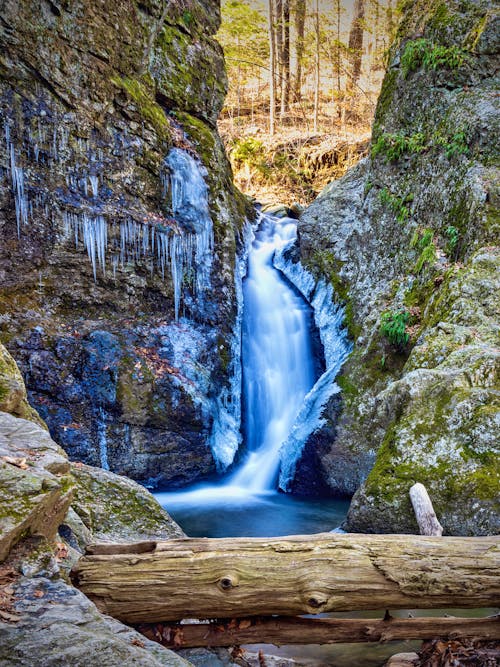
[229,215,316,492]
[157,213,341,509]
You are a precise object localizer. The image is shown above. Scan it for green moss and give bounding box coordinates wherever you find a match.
[372,69,398,137]
[400,38,468,78]
[372,132,427,162]
[111,75,171,141]
[464,12,489,52]
[415,243,437,273]
[305,250,361,339]
[336,374,358,401]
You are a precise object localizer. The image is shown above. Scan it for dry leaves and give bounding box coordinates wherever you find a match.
[419,638,500,667]
[130,638,145,648]
[55,542,68,562]
[0,566,19,623]
[1,456,28,470]
[134,347,192,385]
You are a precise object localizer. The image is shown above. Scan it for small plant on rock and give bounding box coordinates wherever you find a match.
[380,309,410,348]
[401,38,468,78]
[379,188,412,223]
[445,225,460,256]
[372,132,427,162]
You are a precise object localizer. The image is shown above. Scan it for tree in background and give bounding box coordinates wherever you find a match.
[217,0,268,124]
[268,0,277,135]
[217,0,397,137]
[292,0,306,102]
[347,0,365,91]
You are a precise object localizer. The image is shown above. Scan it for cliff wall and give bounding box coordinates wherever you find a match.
[0,0,249,487]
[295,0,499,534]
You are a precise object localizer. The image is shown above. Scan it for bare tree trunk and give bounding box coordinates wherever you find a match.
[280,0,290,115]
[292,0,305,102]
[71,533,500,624]
[275,0,283,112]
[268,0,276,136]
[348,0,365,89]
[410,483,444,536]
[313,0,320,132]
[136,615,500,649]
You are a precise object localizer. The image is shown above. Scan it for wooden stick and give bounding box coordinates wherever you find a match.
[136,615,500,648]
[410,483,443,536]
[71,533,500,623]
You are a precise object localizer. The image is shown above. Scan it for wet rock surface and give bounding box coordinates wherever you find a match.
[0,0,248,486]
[295,0,499,533]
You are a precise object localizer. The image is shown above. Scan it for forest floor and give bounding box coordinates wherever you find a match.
[218,109,372,206]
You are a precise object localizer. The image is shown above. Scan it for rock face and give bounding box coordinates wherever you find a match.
[0,0,249,487]
[295,0,499,534]
[0,339,193,665]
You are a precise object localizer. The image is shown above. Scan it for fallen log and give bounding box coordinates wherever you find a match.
[70,533,500,624]
[136,615,500,648]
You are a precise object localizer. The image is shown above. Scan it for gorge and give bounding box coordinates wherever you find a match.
[0,0,498,665]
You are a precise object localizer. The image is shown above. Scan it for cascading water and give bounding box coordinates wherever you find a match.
[229,215,316,492]
[155,212,351,537]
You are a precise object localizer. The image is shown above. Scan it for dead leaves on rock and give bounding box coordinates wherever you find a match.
[419,638,500,666]
[138,622,186,648]
[0,565,20,623]
[55,542,68,562]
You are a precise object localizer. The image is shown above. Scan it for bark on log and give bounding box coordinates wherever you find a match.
[135,615,500,648]
[70,533,500,624]
[410,483,443,536]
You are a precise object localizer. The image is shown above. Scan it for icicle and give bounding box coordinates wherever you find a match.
[97,407,110,470]
[10,144,29,237]
[89,174,98,198]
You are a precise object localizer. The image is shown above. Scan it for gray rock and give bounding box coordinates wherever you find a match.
[0,412,73,562]
[69,462,184,543]
[0,577,192,667]
[295,0,500,533]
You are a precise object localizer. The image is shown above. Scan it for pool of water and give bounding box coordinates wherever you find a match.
[155,487,349,538]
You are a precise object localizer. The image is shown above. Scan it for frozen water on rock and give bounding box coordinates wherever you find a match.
[274,237,352,489]
[96,407,110,471]
[2,115,213,320]
[207,221,254,470]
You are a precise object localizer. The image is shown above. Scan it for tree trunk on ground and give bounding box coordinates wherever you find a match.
[71,533,500,624]
[292,0,305,102]
[135,615,500,649]
[410,483,443,536]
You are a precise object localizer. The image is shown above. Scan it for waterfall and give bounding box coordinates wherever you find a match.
[229,214,317,492]
[155,211,351,510]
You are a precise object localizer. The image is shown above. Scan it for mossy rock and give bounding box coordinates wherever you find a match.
[0,344,45,427]
[0,412,73,561]
[70,463,184,542]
